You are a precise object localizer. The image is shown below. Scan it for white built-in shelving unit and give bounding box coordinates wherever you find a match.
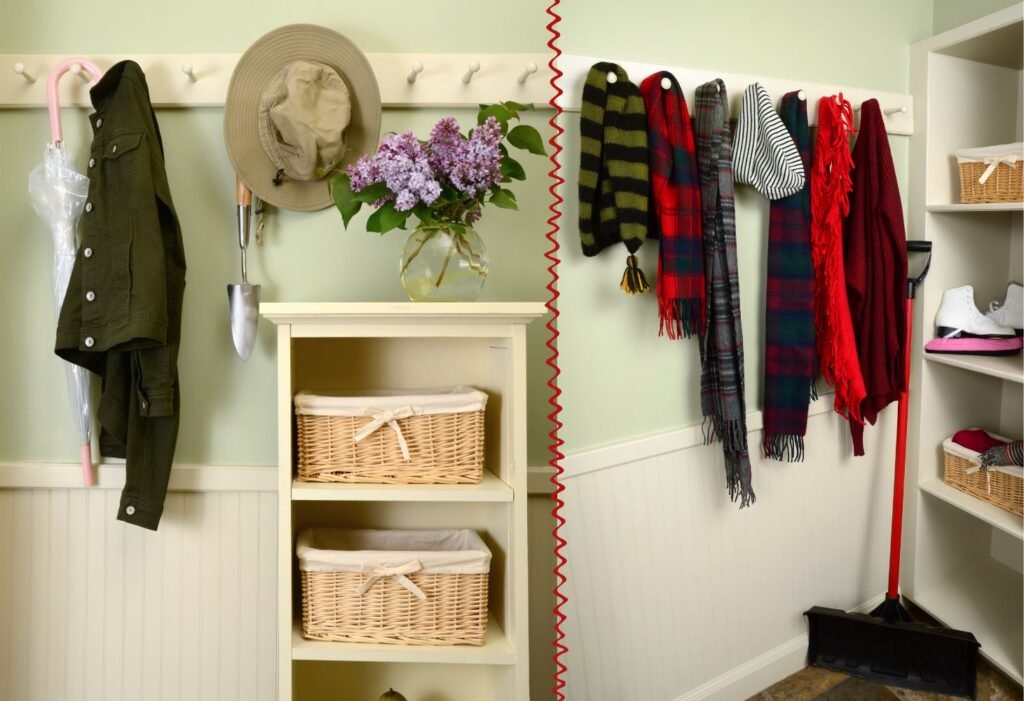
[906,5,1024,684]
[263,302,545,701]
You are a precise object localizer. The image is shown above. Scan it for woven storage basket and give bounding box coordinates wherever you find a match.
[942,434,1023,516]
[297,528,490,646]
[294,387,486,484]
[956,143,1023,204]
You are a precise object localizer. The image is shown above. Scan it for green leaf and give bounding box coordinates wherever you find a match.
[352,182,390,204]
[365,201,410,234]
[490,188,518,210]
[507,124,547,155]
[412,202,436,226]
[477,104,513,131]
[502,100,529,114]
[329,174,362,228]
[501,156,526,181]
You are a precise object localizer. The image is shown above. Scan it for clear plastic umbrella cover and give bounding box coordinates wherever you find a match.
[28,143,94,483]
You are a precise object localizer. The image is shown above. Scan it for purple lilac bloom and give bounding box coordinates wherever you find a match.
[346,131,441,211]
[426,116,504,197]
[427,116,463,181]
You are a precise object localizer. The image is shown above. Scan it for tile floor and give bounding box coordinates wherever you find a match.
[749,659,1023,701]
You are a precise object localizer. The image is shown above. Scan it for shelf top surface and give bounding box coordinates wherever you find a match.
[927,202,1024,212]
[920,478,1023,540]
[924,352,1024,384]
[261,301,547,326]
[291,470,514,503]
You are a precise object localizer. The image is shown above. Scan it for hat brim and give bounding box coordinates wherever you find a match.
[224,24,382,212]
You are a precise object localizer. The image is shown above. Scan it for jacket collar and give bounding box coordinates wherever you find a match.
[90,60,148,111]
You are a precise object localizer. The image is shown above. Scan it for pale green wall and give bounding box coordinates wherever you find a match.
[556,0,935,454]
[0,5,553,467]
[933,0,1018,33]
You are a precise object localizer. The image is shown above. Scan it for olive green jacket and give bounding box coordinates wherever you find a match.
[55,60,185,530]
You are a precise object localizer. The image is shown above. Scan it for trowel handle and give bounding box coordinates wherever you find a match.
[236,177,252,250]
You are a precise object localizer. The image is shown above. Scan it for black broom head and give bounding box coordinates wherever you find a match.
[805,602,980,698]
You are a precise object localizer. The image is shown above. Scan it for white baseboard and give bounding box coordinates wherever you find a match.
[673,595,885,701]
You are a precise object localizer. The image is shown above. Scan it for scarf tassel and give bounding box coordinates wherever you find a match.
[659,297,703,339]
[726,455,756,508]
[763,433,805,462]
[620,255,651,295]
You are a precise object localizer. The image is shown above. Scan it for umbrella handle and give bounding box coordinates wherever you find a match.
[47,58,104,145]
[81,443,94,487]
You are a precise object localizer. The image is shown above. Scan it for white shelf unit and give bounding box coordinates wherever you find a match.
[263,302,546,701]
[906,5,1024,685]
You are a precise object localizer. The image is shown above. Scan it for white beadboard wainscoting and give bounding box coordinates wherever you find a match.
[561,397,897,701]
[0,464,557,701]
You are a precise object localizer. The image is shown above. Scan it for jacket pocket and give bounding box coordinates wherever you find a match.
[100,132,143,161]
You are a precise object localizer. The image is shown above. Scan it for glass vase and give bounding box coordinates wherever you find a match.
[399,226,489,302]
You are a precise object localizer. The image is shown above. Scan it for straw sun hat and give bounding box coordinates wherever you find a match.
[224,24,382,212]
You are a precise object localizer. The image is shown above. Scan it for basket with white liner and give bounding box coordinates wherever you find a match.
[297,528,491,645]
[943,432,1023,516]
[956,142,1023,204]
[294,386,486,484]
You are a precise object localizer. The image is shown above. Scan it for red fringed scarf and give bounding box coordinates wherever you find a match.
[640,72,705,339]
[844,99,908,456]
[810,95,866,426]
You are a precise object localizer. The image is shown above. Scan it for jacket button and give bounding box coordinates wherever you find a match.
[84,336,95,348]
[112,144,118,154]
[95,118,103,127]
[85,291,96,302]
[85,202,93,213]
[83,247,93,258]
[126,506,135,516]
[88,158,95,168]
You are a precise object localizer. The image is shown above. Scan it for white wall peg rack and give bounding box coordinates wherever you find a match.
[0,53,553,109]
[556,53,915,135]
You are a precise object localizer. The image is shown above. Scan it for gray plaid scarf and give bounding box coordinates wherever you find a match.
[694,80,754,507]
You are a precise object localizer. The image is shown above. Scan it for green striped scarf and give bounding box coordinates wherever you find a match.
[578,62,651,293]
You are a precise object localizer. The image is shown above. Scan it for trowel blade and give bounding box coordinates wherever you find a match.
[228,283,261,360]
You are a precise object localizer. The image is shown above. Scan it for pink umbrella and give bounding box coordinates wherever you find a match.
[28,57,103,486]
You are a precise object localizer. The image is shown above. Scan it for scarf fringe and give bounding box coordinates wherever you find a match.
[726,454,756,508]
[659,297,702,339]
[702,414,748,457]
[809,379,819,402]
[620,255,651,295]
[763,433,805,462]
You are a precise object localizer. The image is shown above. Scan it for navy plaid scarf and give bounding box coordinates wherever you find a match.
[762,92,817,461]
[694,80,753,507]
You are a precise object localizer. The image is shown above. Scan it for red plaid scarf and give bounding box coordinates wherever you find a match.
[640,72,705,339]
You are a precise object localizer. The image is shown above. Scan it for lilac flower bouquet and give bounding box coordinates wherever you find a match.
[330,102,546,235]
[330,102,546,300]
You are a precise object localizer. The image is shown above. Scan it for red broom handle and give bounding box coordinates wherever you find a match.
[887,295,915,599]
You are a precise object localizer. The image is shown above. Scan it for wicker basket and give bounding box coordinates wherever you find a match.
[294,387,486,484]
[956,143,1023,204]
[297,528,490,646]
[942,434,1023,516]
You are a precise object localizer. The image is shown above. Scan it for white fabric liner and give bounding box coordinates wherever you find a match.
[955,142,1023,162]
[294,386,487,417]
[297,528,492,574]
[943,434,1023,479]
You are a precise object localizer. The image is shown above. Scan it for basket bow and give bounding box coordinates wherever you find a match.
[977,155,1019,185]
[356,560,426,601]
[353,406,419,461]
